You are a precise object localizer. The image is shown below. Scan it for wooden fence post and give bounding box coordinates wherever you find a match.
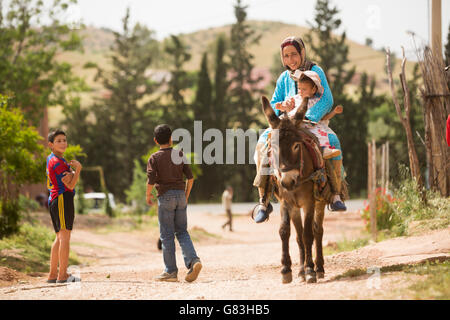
[368,139,377,241]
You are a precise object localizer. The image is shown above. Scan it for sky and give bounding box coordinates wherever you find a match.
[46,0,450,59]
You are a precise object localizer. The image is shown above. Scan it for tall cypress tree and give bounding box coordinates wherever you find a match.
[163,35,193,130]
[304,0,355,99]
[194,52,213,123]
[227,0,263,201]
[213,34,231,132]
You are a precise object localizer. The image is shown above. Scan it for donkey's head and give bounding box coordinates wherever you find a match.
[261,96,307,190]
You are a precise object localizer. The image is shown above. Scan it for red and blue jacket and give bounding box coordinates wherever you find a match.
[46,153,74,205]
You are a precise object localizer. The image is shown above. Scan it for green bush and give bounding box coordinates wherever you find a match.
[361,187,400,233]
[0,223,80,273]
[0,95,46,238]
[362,170,450,237]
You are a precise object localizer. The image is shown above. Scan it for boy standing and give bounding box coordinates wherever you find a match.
[146,124,202,282]
[46,129,82,283]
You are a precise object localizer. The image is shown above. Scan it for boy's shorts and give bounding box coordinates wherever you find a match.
[49,191,75,233]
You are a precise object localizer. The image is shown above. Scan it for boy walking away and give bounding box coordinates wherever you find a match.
[46,129,82,283]
[146,124,202,282]
[221,186,233,231]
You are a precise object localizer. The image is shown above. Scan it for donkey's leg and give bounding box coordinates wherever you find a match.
[313,201,326,279]
[302,199,316,283]
[290,208,305,281]
[279,203,292,284]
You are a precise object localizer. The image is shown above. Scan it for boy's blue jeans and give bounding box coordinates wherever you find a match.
[157,189,199,274]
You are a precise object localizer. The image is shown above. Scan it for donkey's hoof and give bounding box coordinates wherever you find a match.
[282,272,293,284]
[305,268,317,283]
[298,270,306,282]
[317,272,325,279]
[298,273,306,282]
[305,274,317,283]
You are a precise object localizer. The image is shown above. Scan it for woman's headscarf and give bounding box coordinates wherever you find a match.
[280,36,315,71]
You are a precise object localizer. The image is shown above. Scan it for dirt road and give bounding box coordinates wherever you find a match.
[1,205,449,300]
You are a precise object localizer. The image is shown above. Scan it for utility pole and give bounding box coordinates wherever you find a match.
[431,0,442,57]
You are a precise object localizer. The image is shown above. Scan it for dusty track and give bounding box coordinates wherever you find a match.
[1,207,449,300]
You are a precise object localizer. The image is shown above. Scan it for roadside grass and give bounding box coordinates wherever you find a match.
[92,214,159,234]
[333,258,450,299]
[323,235,371,256]
[404,259,450,299]
[189,226,222,242]
[0,223,80,274]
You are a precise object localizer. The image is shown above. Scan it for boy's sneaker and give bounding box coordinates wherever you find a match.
[323,147,341,159]
[154,271,178,282]
[185,259,202,282]
[56,274,81,283]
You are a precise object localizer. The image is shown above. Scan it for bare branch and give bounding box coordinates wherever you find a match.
[386,47,405,125]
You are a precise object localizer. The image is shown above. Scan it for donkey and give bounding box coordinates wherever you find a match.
[260,95,327,284]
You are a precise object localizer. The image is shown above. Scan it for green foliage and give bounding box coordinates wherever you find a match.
[75,177,86,215]
[362,165,450,237]
[0,0,85,125]
[304,0,355,96]
[63,144,87,162]
[0,200,21,239]
[162,34,195,129]
[225,0,263,202]
[324,236,370,256]
[125,159,149,215]
[0,223,80,273]
[361,188,400,233]
[0,95,46,238]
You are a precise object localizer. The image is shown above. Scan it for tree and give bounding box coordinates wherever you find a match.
[226,0,264,201]
[193,52,213,123]
[125,159,149,215]
[162,35,194,130]
[213,34,231,132]
[67,8,161,201]
[0,95,46,238]
[304,0,355,98]
[0,0,84,125]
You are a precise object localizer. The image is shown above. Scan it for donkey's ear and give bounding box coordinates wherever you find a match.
[261,96,280,129]
[293,98,308,129]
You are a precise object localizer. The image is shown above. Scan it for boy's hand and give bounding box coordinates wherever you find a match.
[69,160,82,171]
[61,171,74,185]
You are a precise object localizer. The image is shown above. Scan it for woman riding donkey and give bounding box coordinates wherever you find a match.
[253,36,347,223]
